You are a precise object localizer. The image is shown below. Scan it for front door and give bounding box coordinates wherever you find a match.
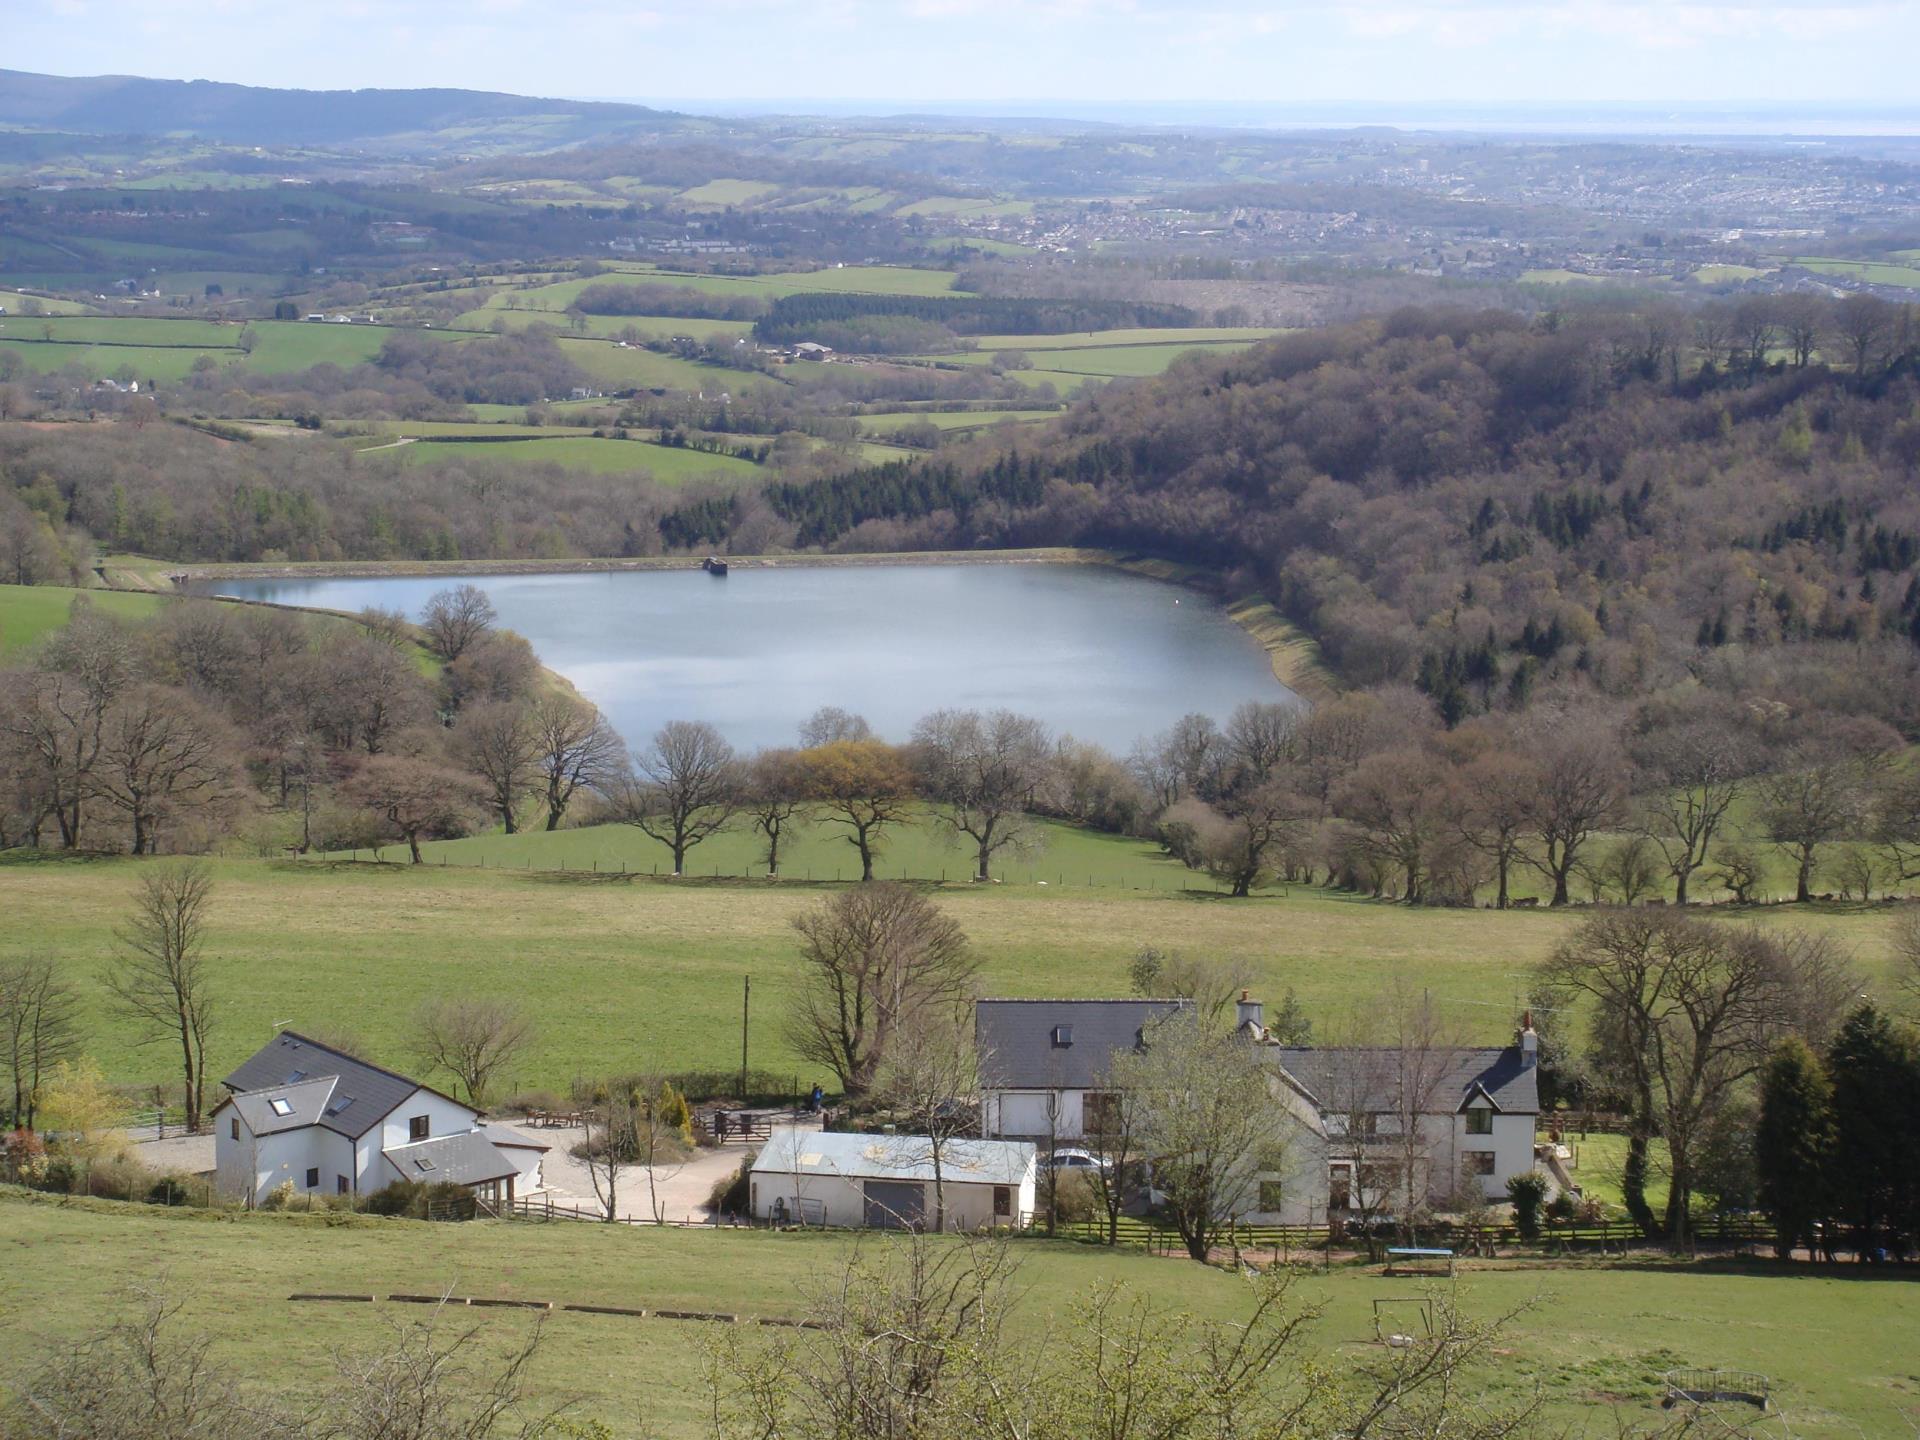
[863,1180,926,1230]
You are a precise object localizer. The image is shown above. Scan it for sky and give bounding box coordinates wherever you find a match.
[12,0,1920,116]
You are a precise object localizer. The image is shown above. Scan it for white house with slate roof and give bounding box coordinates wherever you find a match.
[974,996,1541,1225]
[211,1031,547,1209]
[975,997,1191,1141]
[751,1125,1037,1231]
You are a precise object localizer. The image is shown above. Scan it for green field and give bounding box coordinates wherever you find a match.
[466,307,756,344]
[966,327,1281,350]
[1689,264,1773,284]
[857,408,1060,435]
[1517,269,1615,286]
[0,316,428,380]
[675,178,783,208]
[5,1190,1914,1438]
[0,583,168,654]
[1,846,1906,1105]
[1788,257,1920,289]
[921,340,1257,378]
[555,337,774,393]
[381,436,760,482]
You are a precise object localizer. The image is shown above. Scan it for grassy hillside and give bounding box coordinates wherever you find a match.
[5,1190,1914,1438]
[378,435,761,482]
[0,848,1904,1103]
[0,583,167,654]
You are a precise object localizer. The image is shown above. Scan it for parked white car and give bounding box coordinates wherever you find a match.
[1042,1147,1111,1175]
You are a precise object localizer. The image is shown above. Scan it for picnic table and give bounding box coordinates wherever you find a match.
[1383,1247,1455,1277]
[526,1109,585,1129]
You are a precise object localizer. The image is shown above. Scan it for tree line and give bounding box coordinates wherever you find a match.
[751,290,1199,346]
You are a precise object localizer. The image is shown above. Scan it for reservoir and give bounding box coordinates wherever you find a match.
[207,562,1294,751]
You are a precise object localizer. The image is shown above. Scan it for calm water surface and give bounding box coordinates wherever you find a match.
[209,563,1293,750]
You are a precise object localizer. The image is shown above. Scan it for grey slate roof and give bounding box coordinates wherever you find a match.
[383,1131,519,1187]
[223,1076,340,1137]
[753,1126,1035,1186]
[223,1031,451,1141]
[1263,1046,1539,1117]
[975,998,1190,1091]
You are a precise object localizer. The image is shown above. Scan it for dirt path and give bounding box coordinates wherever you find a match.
[532,1123,774,1222]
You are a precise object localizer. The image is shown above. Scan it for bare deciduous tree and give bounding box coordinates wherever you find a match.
[93,684,246,854]
[109,861,218,1131]
[1,952,80,1130]
[1108,1011,1299,1262]
[743,747,808,877]
[874,1009,983,1233]
[1541,911,1836,1247]
[797,705,870,748]
[911,708,1050,882]
[1520,722,1627,906]
[606,720,739,876]
[413,997,534,1105]
[418,584,497,664]
[343,752,486,864]
[1628,701,1759,904]
[526,690,621,832]
[786,883,975,1096]
[450,700,538,834]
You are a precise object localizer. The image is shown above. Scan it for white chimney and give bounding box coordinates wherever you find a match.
[1236,990,1264,1033]
[1519,1010,1538,1069]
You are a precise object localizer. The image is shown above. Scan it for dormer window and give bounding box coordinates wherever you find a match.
[268,1097,294,1117]
[1051,1025,1073,1047]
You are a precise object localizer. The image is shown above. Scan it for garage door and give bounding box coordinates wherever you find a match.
[863,1180,925,1230]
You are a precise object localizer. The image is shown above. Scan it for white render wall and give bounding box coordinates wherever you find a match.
[749,1170,1035,1231]
[214,1114,356,1205]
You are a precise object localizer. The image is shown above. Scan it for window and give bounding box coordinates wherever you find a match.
[1257,1180,1286,1212]
[305,1167,319,1188]
[1328,1165,1352,1210]
[287,1070,306,1082]
[230,1118,240,1141]
[413,1156,435,1173]
[408,1115,430,1142]
[1051,1025,1073,1047]
[1464,1153,1496,1177]
[337,1175,350,1195]
[326,1096,355,1117]
[268,1097,294,1117]
[1464,1108,1493,1136]
[1083,1091,1121,1135]
[993,1185,1011,1217]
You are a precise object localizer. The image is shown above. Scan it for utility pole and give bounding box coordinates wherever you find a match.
[740,975,750,1104]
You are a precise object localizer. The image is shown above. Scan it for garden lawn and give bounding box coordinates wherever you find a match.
[0,849,1904,1104]
[1,1190,1913,1438]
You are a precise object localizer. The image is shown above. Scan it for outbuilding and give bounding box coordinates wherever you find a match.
[751,1126,1036,1231]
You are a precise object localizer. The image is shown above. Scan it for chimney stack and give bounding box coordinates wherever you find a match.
[1236,989,1264,1033]
[1519,1010,1538,1069]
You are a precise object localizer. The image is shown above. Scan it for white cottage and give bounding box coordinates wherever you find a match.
[750,1126,1036,1231]
[976,997,1190,1141]
[211,1031,547,1208]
